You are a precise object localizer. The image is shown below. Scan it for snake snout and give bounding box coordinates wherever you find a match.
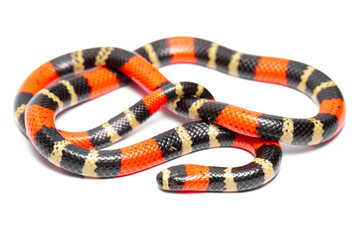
[156,166,187,191]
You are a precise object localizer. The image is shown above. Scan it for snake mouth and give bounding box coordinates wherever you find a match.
[156,171,165,189]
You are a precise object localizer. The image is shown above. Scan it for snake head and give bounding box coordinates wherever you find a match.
[156,165,187,191]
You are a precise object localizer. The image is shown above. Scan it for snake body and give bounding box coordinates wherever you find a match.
[14,37,345,192]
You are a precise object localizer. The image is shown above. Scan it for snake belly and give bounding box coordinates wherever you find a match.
[14,37,345,192]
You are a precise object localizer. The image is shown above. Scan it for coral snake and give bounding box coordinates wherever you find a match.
[14,37,345,192]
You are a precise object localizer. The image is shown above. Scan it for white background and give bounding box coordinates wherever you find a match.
[1,0,359,239]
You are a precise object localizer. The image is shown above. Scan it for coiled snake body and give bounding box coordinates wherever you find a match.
[14,37,345,192]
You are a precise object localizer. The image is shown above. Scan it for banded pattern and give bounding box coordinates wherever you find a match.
[26,80,217,176]
[136,37,345,145]
[14,37,345,192]
[25,72,281,189]
[157,138,281,192]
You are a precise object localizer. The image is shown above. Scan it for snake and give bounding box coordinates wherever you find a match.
[14,37,345,192]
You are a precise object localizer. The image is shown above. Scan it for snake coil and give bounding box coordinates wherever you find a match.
[14,37,345,192]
